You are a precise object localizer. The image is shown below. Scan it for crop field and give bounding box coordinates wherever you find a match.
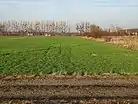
[0,36,138,75]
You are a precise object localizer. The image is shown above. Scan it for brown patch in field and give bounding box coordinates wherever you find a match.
[83,36,138,51]
[1,74,137,81]
[105,36,138,50]
[0,75,138,103]
[1,99,138,104]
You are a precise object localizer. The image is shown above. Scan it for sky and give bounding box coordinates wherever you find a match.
[0,0,138,29]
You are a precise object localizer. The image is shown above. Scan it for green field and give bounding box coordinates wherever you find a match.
[0,36,138,75]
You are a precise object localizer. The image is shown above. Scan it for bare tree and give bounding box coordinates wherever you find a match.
[76,22,86,35]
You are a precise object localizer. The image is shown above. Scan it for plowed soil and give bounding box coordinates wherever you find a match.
[0,75,138,104]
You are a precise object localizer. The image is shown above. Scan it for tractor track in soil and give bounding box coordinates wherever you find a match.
[0,75,138,104]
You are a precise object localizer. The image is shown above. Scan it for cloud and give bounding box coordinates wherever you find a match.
[0,1,20,8]
[0,0,50,2]
[92,0,138,7]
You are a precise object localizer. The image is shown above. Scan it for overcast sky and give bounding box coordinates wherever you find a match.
[0,0,138,29]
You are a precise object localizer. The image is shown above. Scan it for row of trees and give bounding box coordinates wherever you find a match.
[75,22,134,37]
[0,20,137,37]
[0,20,71,36]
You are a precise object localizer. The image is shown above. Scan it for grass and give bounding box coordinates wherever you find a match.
[102,36,138,50]
[0,36,138,75]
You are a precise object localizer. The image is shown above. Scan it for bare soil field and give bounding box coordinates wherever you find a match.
[0,75,138,104]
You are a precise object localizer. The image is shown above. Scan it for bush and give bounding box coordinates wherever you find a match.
[104,37,112,42]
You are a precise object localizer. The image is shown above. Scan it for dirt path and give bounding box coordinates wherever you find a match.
[0,75,138,104]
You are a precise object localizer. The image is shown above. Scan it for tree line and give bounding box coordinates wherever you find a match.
[0,20,137,37]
